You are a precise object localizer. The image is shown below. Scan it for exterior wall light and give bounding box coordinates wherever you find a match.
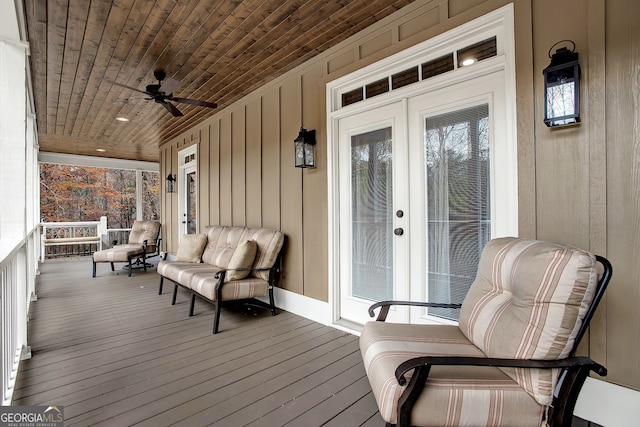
[543,40,581,127]
[166,173,176,193]
[294,127,316,168]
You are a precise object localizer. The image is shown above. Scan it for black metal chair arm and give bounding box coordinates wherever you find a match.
[395,355,607,386]
[368,300,462,321]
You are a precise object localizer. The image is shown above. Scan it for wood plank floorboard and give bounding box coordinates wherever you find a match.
[14,258,385,426]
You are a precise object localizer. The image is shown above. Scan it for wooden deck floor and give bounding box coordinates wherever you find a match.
[14,258,384,427]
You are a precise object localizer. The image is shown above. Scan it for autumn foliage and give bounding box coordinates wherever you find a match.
[40,164,159,228]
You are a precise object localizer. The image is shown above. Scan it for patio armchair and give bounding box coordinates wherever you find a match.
[360,237,612,427]
[92,220,161,278]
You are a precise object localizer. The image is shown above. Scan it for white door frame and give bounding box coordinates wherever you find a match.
[327,5,516,330]
[178,145,197,241]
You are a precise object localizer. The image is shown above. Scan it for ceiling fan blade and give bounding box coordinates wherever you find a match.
[114,97,148,105]
[172,97,218,108]
[158,100,184,117]
[160,77,181,95]
[108,80,150,96]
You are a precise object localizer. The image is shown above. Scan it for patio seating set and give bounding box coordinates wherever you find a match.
[92,221,285,334]
[157,225,285,334]
[91,222,612,426]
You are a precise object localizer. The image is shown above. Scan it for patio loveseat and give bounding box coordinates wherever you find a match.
[157,225,285,334]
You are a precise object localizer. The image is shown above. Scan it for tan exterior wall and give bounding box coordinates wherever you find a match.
[160,0,640,390]
[602,0,640,391]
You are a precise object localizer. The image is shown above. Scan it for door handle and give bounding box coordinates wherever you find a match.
[394,228,404,236]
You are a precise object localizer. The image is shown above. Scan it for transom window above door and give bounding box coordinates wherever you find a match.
[340,36,497,108]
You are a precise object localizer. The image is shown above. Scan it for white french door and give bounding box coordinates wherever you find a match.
[338,102,409,325]
[178,146,198,240]
[336,70,516,326]
[181,165,197,235]
[406,70,515,323]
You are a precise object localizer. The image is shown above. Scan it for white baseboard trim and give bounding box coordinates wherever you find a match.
[265,287,362,335]
[574,377,640,426]
[271,287,331,326]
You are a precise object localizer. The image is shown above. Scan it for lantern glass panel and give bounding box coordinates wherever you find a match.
[304,142,315,167]
[546,80,576,125]
[295,141,306,167]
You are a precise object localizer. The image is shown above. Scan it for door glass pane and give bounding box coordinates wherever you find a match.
[351,127,393,301]
[186,171,197,234]
[425,104,491,320]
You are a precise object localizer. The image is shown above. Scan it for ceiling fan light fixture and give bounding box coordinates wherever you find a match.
[110,70,218,117]
[115,117,130,122]
[96,148,106,152]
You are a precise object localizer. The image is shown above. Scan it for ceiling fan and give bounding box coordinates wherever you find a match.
[111,70,218,117]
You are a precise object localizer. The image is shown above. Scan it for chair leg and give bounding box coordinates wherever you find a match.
[143,253,147,272]
[213,302,222,334]
[158,276,164,295]
[189,294,196,317]
[92,261,96,278]
[128,259,133,277]
[268,287,277,316]
[110,262,115,271]
[171,284,178,305]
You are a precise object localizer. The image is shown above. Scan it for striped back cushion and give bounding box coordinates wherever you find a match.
[201,226,284,281]
[128,220,160,252]
[458,237,599,405]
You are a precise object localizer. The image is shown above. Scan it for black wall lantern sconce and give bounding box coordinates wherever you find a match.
[166,173,176,193]
[294,127,316,168]
[543,40,581,127]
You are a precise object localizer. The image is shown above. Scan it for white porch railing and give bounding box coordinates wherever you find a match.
[40,220,102,260]
[0,218,136,404]
[0,226,38,405]
[40,217,133,261]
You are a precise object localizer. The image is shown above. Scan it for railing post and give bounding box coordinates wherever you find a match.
[40,224,45,262]
[99,216,107,251]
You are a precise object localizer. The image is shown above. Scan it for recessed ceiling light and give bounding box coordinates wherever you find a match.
[116,117,130,122]
[96,148,106,152]
[461,58,476,67]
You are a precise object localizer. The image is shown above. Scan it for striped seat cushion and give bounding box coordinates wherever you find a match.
[157,261,269,301]
[93,244,144,262]
[360,322,544,425]
[190,275,269,301]
[157,261,220,289]
[459,237,599,406]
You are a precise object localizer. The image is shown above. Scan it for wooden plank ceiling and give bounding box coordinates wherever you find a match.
[24,0,414,163]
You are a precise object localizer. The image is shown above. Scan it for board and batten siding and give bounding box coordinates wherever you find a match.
[160,0,640,393]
